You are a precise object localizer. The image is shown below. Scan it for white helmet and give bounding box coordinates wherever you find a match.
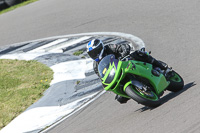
[87,39,104,62]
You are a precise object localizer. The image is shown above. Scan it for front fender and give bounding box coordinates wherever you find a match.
[123,80,143,92]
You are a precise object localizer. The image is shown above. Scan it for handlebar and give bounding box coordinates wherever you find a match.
[120,54,131,61]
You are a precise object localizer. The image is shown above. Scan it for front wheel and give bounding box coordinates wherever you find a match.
[167,71,184,92]
[125,85,161,107]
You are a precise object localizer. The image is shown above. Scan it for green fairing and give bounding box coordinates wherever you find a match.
[98,54,184,107]
[100,55,169,98]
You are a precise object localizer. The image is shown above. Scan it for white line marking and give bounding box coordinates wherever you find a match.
[48,36,92,53]
[0,92,101,133]
[41,90,106,133]
[6,32,145,51]
[0,52,49,60]
[28,39,68,53]
[50,59,93,85]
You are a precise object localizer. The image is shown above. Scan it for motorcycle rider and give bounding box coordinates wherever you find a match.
[86,39,170,104]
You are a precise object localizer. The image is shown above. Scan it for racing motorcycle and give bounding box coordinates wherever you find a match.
[98,54,184,107]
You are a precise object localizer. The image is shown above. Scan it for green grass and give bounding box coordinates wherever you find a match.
[0,0,38,15]
[0,59,53,130]
[81,56,86,59]
[76,80,80,85]
[73,50,84,56]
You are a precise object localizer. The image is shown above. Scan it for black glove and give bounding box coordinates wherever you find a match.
[140,47,145,51]
[136,50,148,58]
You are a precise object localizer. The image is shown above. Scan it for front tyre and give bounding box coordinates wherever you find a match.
[167,71,184,92]
[125,85,161,107]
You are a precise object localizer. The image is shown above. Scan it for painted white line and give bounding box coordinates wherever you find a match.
[0,52,49,60]
[41,90,106,133]
[48,36,92,53]
[50,58,93,85]
[6,32,145,51]
[0,92,100,133]
[85,58,94,73]
[28,39,68,53]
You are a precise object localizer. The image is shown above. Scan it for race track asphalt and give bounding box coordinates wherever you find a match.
[1,0,200,133]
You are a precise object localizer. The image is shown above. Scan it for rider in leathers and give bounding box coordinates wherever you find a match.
[87,39,168,104]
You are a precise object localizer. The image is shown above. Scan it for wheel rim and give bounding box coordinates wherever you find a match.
[131,86,159,101]
[169,73,182,82]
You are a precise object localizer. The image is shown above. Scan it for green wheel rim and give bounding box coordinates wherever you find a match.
[169,73,182,82]
[131,86,159,101]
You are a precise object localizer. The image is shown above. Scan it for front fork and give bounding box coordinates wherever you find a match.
[123,80,144,92]
[123,80,166,97]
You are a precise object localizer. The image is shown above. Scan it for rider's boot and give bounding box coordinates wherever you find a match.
[147,55,168,70]
[135,50,168,70]
[133,50,173,77]
[115,95,130,104]
[147,55,173,77]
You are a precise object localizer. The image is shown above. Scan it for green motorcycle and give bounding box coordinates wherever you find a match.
[98,54,184,107]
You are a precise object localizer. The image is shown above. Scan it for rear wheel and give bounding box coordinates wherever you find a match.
[125,85,161,107]
[167,71,184,92]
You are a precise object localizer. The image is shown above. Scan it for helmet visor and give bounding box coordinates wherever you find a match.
[87,43,103,60]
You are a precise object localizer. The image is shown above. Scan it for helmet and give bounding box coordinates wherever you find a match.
[87,39,104,62]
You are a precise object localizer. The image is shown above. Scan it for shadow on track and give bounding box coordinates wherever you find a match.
[135,82,196,112]
[161,82,196,104]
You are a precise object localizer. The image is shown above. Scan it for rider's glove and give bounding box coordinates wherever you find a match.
[140,47,145,52]
[136,50,147,57]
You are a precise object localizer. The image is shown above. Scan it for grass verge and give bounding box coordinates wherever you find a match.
[73,50,84,56]
[0,59,53,130]
[0,0,38,15]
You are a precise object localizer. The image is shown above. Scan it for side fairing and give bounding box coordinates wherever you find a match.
[124,60,169,95]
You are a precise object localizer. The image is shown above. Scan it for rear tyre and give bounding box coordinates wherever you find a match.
[125,85,161,107]
[167,71,184,92]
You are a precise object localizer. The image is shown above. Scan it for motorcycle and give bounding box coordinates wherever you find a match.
[98,54,184,107]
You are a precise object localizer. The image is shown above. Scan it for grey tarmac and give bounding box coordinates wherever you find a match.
[0,0,200,133]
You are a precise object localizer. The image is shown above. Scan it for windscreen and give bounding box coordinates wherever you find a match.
[98,54,116,79]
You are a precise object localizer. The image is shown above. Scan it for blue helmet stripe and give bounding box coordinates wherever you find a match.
[88,41,92,46]
[95,58,100,62]
[89,47,93,51]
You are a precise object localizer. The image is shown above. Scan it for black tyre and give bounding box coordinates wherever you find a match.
[5,0,21,7]
[167,71,184,92]
[125,85,161,107]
